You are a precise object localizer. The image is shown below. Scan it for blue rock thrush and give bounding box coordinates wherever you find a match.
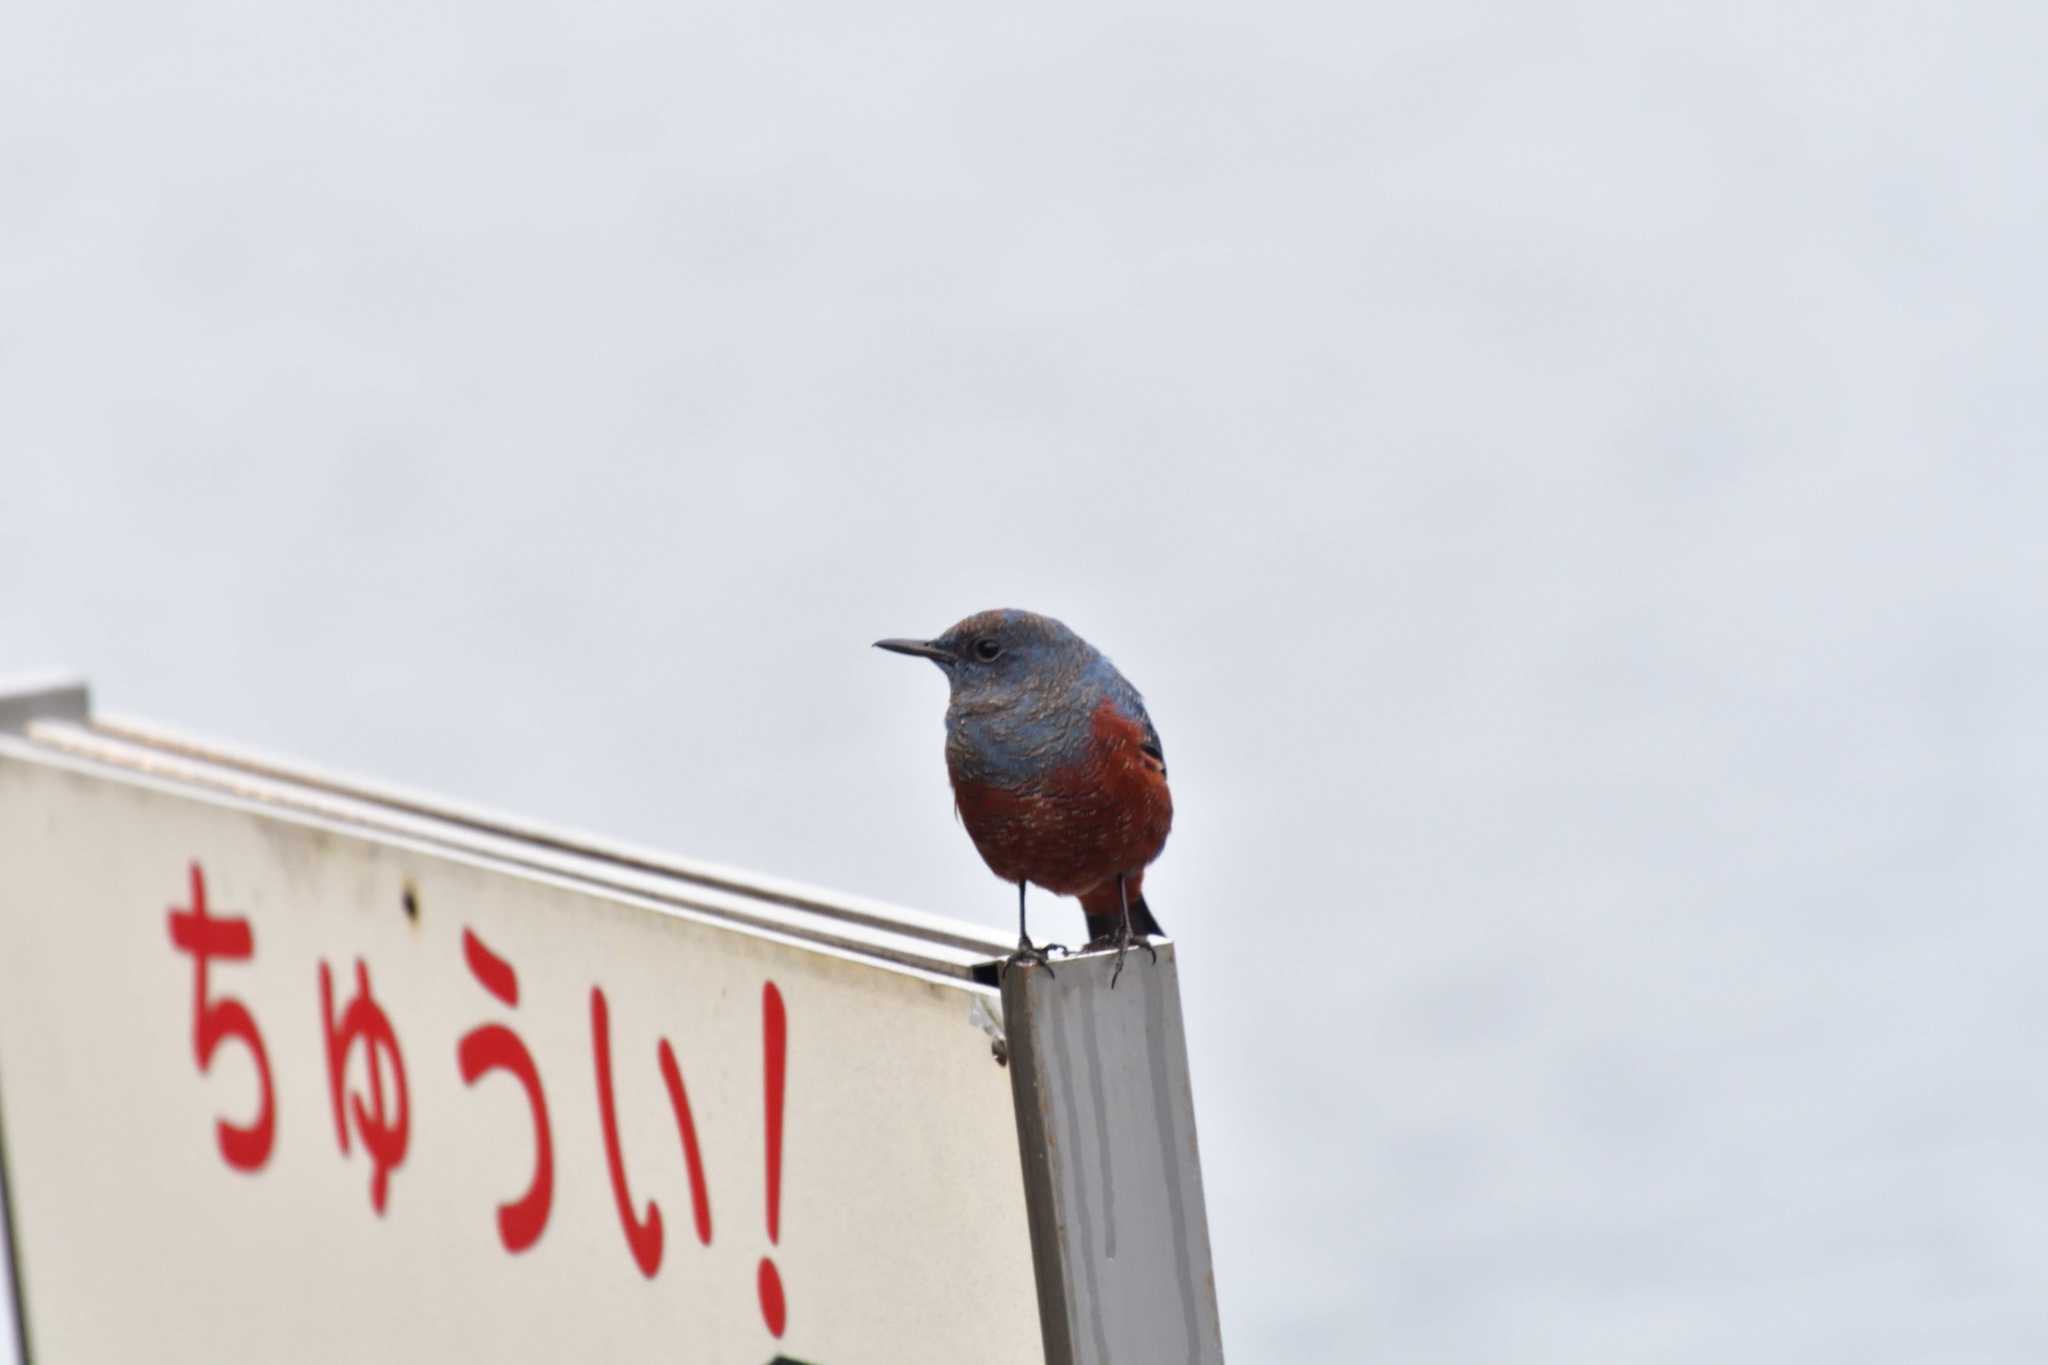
[875,609,1172,982]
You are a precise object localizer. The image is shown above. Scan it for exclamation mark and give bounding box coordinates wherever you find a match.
[758,980,788,1339]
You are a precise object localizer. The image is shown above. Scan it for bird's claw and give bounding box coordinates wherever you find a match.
[1108,929,1157,989]
[1003,936,1059,979]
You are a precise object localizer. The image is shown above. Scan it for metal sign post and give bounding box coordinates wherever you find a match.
[0,677,1220,1363]
[1005,950,1226,1365]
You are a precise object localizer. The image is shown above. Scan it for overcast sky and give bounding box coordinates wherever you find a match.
[6,2,2047,1360]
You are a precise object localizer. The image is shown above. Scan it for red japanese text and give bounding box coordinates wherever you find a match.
[320,957,411,1213]
[456,927,553,1252]
[166,860,275,1172]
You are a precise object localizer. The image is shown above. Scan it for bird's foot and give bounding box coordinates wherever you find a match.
[1109,926,1158,989]
[1003,936,1064,979]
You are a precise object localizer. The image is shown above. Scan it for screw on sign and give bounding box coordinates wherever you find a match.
[456,927,555,1252]
[165,861,276,1171]
[320,956,412,1214]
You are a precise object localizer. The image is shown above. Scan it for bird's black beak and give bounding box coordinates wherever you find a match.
[874,637,953,663]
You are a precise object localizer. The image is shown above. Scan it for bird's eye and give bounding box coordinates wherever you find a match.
[973,638,1003,662]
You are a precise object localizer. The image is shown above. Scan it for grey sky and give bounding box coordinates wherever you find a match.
[6,2,2047,1360]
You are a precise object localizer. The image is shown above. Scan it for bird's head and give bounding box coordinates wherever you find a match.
[874,608,1086,706]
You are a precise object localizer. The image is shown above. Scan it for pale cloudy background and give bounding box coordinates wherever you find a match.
[5,1,2046,1360]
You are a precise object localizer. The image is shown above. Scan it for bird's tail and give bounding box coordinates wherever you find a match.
[1080,880,1164,944]
[1126,893,1164,938]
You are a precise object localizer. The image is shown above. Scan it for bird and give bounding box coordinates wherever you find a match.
[875,609,1172,983]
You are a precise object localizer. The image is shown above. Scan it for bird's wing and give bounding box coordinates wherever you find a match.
[1138,712,1166,777]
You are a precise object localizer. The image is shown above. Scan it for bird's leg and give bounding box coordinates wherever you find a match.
[1006,880,1062,978]
[1109,872,1157,989]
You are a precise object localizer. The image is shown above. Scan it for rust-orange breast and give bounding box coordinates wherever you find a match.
[949,699,1172,896]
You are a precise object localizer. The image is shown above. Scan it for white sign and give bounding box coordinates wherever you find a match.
[0,726,1039,1363]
